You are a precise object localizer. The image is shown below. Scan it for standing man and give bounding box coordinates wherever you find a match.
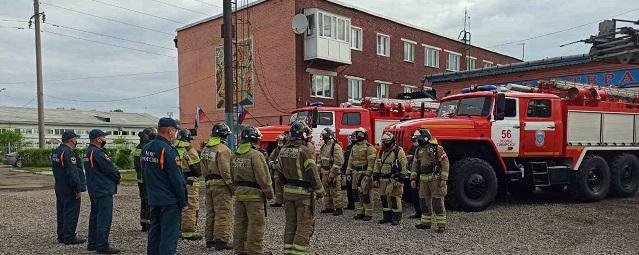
[406,135,421,219]
[318,128,344,216]
[373,132,408,226]
[200,123,234,250]
[232,126,274,255]
[52,130,86,245]
[85,129,121,254]
[346,128,377,221]
[267,132,287,207]
[410,128,450,233]
[132,128,156,232]
[141,118,187,255]
[277,121,325,255]
[174,128,203,241]
[342,133,357,210]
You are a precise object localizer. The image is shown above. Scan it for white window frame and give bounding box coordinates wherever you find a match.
[346,76,364,101]
[445,50,461,72]
[466,56,477,70]
[377,33,390,57]
[317,11,350,43]
[402,84,418,93]
[375,80,391,99]
[483,60,494,68]
[402,39,416,63]
[310,73,334,99]
[423,44,441,68]
[350,26,363,51]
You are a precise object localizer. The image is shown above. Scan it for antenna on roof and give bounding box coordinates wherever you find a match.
[458,8,472,70]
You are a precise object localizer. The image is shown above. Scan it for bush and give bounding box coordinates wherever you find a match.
[115,149,133,169]
[18,148,54,167]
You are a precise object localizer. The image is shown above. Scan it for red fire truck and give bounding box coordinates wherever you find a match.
[257,95,439,153]
[385,80,639,212]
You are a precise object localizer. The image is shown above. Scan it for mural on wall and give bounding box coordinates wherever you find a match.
[215,38,255,109]
[513,69,639,88]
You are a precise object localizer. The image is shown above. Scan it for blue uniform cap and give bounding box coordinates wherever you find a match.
[61,130,79,142]
[158,117,178,128]
[89,129,108,140]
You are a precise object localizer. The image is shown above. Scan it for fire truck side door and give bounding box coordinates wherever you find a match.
[312,111,336,153]
[521,98,560,157]
[491,98,520,157]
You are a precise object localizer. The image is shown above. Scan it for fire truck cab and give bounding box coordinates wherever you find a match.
[386,80,639,212]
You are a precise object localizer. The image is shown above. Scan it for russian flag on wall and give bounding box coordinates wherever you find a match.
[237,104,247,125]
[195,107,207,129]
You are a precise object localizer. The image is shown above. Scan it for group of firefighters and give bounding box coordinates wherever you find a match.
[52,116,450,255]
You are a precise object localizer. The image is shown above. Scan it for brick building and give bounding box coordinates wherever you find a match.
[176,0,519,142]
[424,54,639,96]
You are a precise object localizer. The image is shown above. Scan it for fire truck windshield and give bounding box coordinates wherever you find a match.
[289,110,312,125]
[437,96,491,117]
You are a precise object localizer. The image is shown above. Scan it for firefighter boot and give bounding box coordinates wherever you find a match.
[378,211,391,224]
[320,208,335,214]
[435,225,446,233]
[214,240,233,251]
[333,208,343,216]
[353,214,365,220]
[391,212,401,226]
[362,215,372,221]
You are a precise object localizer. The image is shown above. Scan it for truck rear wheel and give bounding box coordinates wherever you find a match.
[447,157,498,212]
[609,153,639,197]
[569,155,610,202]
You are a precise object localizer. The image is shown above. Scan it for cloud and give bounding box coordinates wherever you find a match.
[0,0,637,118]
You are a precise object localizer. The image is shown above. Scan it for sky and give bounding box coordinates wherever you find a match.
[0,0,638,118]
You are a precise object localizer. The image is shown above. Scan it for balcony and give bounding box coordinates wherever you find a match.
[303,8,351,65]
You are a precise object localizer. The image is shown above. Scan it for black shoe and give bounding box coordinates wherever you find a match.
[214,240,233,251]
[206,241,216,249]
[345,205,355,210]
[58,240,64,244]
[87,246,96,251]
[353,214,364,220]
[378,211,391,224]
[141,225,149,232]
[320,208,335,214]
[415,223,431,229]
[64,238,86,245]
[408,213,421,219]
[332,208,343,216]
[270,203,282,207]
[362,216,372,221]
[97,247,121,254]
[435,226,446,233]
[391,212,401,226]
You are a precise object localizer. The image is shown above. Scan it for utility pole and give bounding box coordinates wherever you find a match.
[33,0,45,148]
[222,0,236,149]
[518,43,525,61]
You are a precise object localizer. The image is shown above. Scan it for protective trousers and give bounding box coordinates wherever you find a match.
[321,170,344,209]
[56,192,81,243]
[351,171,373,216]
[181,180,200,237]
[88,195,113,251]
[205,182,234,243]
[148,205,182,255]
[137,182,150,228]
[418,180,447,227]
[283,198,314,255]
[272,170,284,204]
[233,201,266,255]
[379,179,404,214]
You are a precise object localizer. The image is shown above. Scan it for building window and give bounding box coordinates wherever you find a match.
[317,12,349,43]
[424,46,440,68]
[311,74,333,98]
[376,82,390,98]
[351,26,362,50]
[403,85,417,93]
[446,51,461,71]
[342,112,361,126]
[466,56,476,70]
[483,60,494,68]
[403,40,415,62]
[377,33,390,57]
[307,14,315,36]
[318,112,334,125]
[347,78,363,101]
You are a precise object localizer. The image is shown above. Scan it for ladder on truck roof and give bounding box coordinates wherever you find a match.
[506,79,639,103]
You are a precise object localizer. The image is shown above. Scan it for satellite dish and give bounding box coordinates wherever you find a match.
[292,14,308,35]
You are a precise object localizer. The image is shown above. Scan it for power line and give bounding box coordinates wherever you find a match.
[0,70,177,85]
[42,30,176,58]
[147,0,210,16]
[0,19,27,22]
[41,2,175,36]
[0,26,26,30]
[91,0,187,25]
[192,0,222,8]
[489,7,639,48]
[46,23,174,50]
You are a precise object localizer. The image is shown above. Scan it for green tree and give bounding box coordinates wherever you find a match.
[0,129,24,153]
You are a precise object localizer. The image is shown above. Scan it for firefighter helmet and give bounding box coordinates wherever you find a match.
[289,121,311,141]
[321,127,335,140]
[139,127,157,143]
[354,127,368,142]
[211,122,231,139]
[240,126,262,144]
[276,131,288,146]
[176,128,193,141]
[413,128,432,146]
[381,132,395,147]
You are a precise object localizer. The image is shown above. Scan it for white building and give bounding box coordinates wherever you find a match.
[0,106,159,148]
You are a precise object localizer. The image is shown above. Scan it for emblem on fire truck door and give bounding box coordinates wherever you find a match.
[535,130,545,147]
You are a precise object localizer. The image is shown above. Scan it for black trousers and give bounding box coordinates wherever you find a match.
[345,180,355,209]
[56,192,81,243]
[138,182,150,227]
[88,195,114,251]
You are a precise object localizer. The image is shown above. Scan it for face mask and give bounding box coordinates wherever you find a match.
[100,139,107,148]
[418,139,427,147]
[413,142,419,147]
[277,142,284,147]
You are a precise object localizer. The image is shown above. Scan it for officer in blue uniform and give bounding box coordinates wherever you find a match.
[52,130,87,245]
[84,129,121,254]
[141,118,187,255]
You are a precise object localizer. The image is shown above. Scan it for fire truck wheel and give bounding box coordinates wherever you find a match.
[569,154,611,202]
[447,157,498,212]
[609,153,639,197]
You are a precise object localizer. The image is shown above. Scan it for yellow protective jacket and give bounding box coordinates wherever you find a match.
[373,145,408,180]
[173,140,202,179]
[319,139,344,176]
[346,141,377,176]
[232,143,274,202]
[200,137,233,188]
[277,140,325,199]
[410,141,450,182]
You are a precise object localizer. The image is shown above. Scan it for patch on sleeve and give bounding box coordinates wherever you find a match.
[105,155,112,162]
[70,156,77,165]
[440,153,448,161]
[175,156,180,163]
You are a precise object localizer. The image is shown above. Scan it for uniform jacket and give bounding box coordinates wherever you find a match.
[174,140,202,179]
[52,144,86,195]
[141,136,188,207]
[346,141,377,176]
[277,140,325,199]
[200,137,233,188]
[232,144,274,202]
[319,139,344,175]
[84,144,121,198]
[132,141,150,183]
[410,142,450,181]
[342,143,354,174]
[373,145,409,180]
[268,146,282,171]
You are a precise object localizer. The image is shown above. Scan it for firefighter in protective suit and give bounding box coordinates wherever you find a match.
[318,127,344,216]
[346,128,377,221]
[277,121,325,255]
[373,132,408,225]
[267,132,288,207]
[232,126,274,255]
[200,123,234,250]
[174,128,203,240]
[410,128,450,233]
